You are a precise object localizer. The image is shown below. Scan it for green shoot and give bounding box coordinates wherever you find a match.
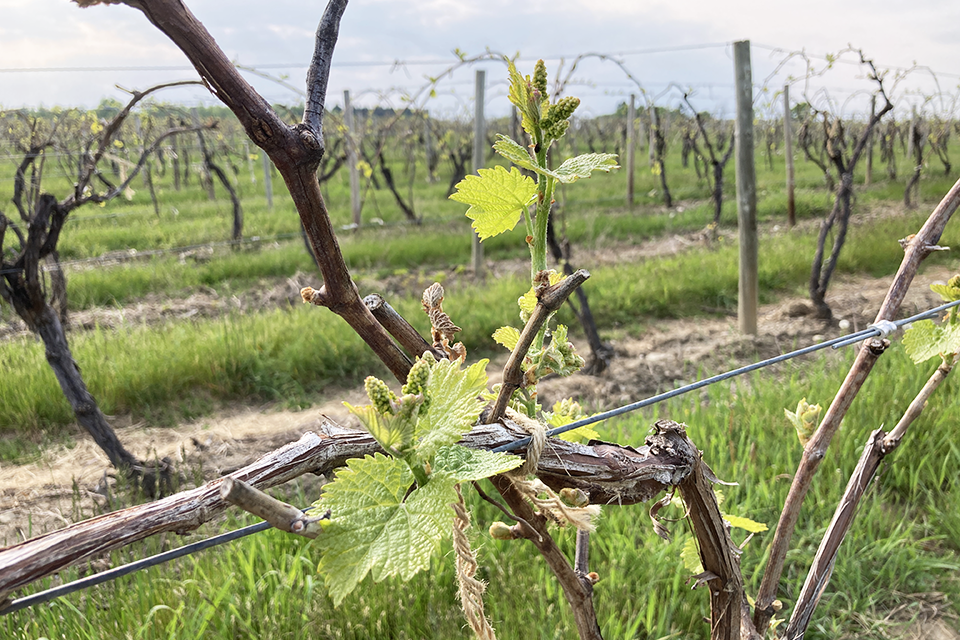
[451,58,618,420]
[313,356,522,603]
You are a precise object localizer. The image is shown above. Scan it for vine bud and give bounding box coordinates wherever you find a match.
[488,521,516,540]
[364,376,396,415]
[559,487,589,508]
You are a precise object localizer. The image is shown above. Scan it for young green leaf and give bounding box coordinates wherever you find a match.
[722,513,768,533]
[544,398,601,442]
[344,403,414,455]
[415,358,489,458]
[506,58,539,137]
[449,166,537,240]
[681,536,703,574]
[315,453,456,605]
[492,136,618,186]
[517,270,565,322]
[518,287,538,323]
[492,134,539,173]
[553,153,619,184]
[493,326,521,351]
[903,318,960,364]
[930,275,960,302]
[433,445,523,482]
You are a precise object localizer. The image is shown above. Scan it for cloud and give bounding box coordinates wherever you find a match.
[1,0,958,115]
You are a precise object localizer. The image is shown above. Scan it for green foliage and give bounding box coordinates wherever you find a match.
[543,398,600,442]
[723,514,768,533]
[448,165,537,240]
[517,285,539,322]
[506,58,544,138]
[451,59,616,431]
[784,397,822,447]
[345,403,416,457]
[930,274,960,302]
[673,486,768,576]
[903,276,960,364]
[492,325,520,351]
[347,357,490,464]
[314,453,457,605]
[516,270,564,322]
[414,358,489,459]
[321,357,520,604]
[433,444,524,482]
[490,135,618,184]
[491,134,538,172]
[551,153,620,184]
[681,536,703,574]
[903,319,960,364]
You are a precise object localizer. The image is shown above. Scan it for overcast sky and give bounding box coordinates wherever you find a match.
[1,0,958,118]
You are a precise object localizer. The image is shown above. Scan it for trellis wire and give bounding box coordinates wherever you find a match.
[0,522,272,615]
[496,297,960,452]
[3,296,959,615]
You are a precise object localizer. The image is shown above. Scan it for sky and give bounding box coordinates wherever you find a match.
[1,0,959,119]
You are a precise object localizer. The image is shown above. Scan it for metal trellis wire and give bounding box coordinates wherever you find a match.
[496,297,960,451]
[0,521,272,615]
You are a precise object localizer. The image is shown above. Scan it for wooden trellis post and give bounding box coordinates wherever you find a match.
[471,69,486,277]
[734,40,758,335]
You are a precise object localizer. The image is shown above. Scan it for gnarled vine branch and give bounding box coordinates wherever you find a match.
[98,0,412,382]
[0,416,697,606]
[754,175,960,630]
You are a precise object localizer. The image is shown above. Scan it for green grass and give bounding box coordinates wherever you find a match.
[4,345,958,639]
[4,203,958,444]
[48,183,947,327]
[0,305,389,435]
[8,114,954,268]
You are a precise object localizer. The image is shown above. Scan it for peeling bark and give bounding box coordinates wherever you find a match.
[0,417,696,605]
